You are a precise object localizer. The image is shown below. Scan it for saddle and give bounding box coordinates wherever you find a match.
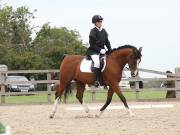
[80,54,106,73]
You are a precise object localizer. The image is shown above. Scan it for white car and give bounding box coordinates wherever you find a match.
[0,64,8,71]
[119,80,130,89]
[119,71,130,89]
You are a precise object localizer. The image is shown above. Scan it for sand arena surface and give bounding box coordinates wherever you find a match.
[0,102,180,135]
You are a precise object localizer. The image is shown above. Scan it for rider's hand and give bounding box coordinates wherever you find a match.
[106,48,112,54]
[100,49,106,54]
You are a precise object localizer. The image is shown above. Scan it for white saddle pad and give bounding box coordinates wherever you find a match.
[80,57,106,73]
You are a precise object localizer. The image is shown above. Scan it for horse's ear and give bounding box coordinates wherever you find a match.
[139,47,142,53]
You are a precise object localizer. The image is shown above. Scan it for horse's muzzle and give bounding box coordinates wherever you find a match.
[131,69,139,77]
[131,73,136,77]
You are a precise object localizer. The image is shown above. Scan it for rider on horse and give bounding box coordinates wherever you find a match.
[86,15,112,87]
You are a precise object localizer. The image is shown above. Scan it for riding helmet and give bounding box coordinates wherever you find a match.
[92,15,103,24]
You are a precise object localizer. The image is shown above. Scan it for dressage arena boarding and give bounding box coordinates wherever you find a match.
[1,68,180,135]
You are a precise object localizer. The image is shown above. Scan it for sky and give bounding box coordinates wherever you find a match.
[3,0,180,77]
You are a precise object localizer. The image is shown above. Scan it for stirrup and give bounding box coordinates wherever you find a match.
[94,81,100,87]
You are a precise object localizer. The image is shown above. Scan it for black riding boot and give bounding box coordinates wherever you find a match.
[93,68,101,87]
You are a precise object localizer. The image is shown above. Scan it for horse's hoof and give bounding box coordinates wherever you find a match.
[128,111,135,117]
[95,111,104,118]
[49,115,54,119]
[126,109,135,117]
[85,109,89,113]
[129,113,135,117]
[95,114,100,118]
[87,114,94,118]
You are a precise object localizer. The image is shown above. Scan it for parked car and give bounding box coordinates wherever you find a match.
[6,76,35,92]
[129,81,143,89]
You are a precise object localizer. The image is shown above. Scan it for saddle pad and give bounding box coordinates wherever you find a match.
[80,58,106,73]
[80,59,92,73]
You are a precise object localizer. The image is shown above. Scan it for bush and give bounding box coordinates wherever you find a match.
[0,122,5,134]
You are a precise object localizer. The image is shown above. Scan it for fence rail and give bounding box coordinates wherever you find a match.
[1,67,180,104]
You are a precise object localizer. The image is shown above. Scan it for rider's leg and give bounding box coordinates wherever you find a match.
[93,67,101,87]
[91,54,100,87]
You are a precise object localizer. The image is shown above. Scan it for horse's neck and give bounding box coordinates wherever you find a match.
[111,49,131,67]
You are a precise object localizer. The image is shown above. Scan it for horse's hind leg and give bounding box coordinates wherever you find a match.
[76,81,89,113]
[49,81,67,119]
[96,88,114,117]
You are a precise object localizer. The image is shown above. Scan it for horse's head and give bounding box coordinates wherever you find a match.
[127,47,142,77]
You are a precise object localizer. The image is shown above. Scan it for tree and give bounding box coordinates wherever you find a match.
[10,6,35,53]
[0,4,40,69]
[32,23,87,68]
[0,5,35,50]
[0,3,87,70]
[7,51,46,70]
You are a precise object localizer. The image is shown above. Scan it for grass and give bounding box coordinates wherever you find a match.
[4,94,48,104]
[2,89,166,104]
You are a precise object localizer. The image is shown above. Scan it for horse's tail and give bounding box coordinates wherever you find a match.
[58,54,67,65]
[54,81,72,101]
[63,81,72,103]
[62,54,67,60]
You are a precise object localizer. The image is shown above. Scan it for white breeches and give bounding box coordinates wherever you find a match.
[91,54,100,68]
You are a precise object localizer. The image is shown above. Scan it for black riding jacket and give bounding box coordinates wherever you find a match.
[86,27,112,55]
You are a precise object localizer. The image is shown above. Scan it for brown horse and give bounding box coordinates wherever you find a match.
[49,45,142,118]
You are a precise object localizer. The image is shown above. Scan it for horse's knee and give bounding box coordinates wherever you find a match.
[54,81,66,97]
[55,81,60,90]
[76,94,80,100]
[119,94,128,108]
[106,98,112,105]
[55,91,59,99]
[76,94,83,104]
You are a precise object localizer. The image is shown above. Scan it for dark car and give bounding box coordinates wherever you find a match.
[130,81,143,89]
[6,76,35,92]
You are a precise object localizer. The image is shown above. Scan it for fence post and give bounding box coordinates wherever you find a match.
[175,68,180,98]
[91,86,96,102]
[0,73,6,104]
[135,81,140,100]
[92,90,96,102]
[47,72,52,103]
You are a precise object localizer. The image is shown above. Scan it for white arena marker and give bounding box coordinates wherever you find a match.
[65,104,174,111]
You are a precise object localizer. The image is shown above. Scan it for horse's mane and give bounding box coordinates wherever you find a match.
[106,45,137,55]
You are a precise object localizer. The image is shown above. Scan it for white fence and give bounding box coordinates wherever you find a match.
[0,68,180,104]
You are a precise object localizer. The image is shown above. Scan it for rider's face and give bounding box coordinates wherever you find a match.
[95,21,102,28]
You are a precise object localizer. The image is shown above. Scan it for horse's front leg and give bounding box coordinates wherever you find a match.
[111,83,134,117]
[76,82,90,113]
[96,88,114,117]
